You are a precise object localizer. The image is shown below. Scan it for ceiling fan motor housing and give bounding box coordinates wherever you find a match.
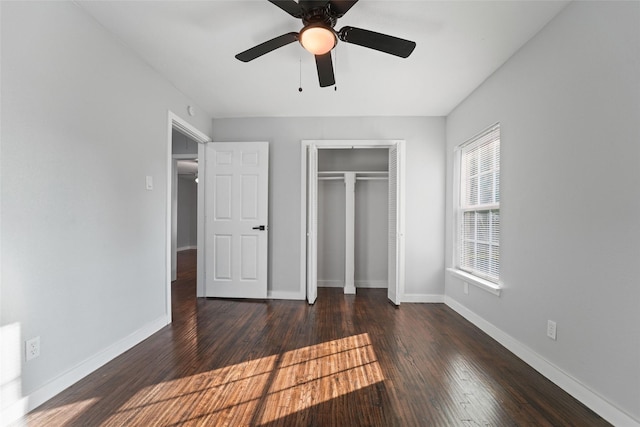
[301,5,338,29]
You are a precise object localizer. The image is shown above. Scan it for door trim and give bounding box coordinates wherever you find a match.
[300,140,406,304]
[166,111,211,323]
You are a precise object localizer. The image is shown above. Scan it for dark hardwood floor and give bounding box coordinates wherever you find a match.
[23,250,609,426]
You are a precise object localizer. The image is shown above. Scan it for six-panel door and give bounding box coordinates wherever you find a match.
[204,142,269,298]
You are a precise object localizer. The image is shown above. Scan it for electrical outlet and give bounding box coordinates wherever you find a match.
[26,336,40,361]
[547,320,557,340]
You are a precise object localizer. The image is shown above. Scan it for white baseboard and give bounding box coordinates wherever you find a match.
[318,280,388,289]
[355,280,387,289]
[444,296,640,427]
[267,290,305,300]
[318,280,343,288]
[177,245,197,252]
[402,293,445,303]
[5,315,169,425]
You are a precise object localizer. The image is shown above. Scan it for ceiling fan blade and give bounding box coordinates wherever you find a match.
[235,32,299,62]
[268,0,304,18]
[315,53,335,87]
[338,26,416,58]
[328,1,358,17]
[299,1,329,11]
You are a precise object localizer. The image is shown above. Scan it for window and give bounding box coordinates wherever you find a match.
[456,124,500,284]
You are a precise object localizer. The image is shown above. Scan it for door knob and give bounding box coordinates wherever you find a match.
[252,225,266,231]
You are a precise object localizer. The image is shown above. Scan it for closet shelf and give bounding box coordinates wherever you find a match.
[318,171,389,182]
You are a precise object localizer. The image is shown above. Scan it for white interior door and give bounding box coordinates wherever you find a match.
[307,145,318,304]
[388,146,399,305]
[204,142,269,298]
[387,143,405,305]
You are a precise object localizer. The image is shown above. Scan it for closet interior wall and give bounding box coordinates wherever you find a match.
[317,149,389,291]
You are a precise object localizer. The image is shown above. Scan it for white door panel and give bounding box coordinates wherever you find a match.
[307,145,318,304]
[387,142,405,305]
[388,146,398,305]
[205,142,269,299]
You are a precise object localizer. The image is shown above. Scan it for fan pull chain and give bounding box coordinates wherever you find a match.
[298,57,303,92]
[333,48,338,91]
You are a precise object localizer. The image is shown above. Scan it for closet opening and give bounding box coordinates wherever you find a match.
[318,149,389,294]
[301,140,405,306]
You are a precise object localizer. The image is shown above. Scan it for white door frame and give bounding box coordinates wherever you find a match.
[166,111,211,323]
[300,139,406,304]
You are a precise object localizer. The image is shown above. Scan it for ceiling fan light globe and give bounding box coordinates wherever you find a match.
[300,26,336,55]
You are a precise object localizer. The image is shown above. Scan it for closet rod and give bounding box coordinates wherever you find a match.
[356,177,388,181]
[319,176,388,181]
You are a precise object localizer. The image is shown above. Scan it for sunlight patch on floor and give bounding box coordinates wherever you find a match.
[259,333,384,424]
[28,398,101,425]
[105,333,384,426]
[104,354,279,425]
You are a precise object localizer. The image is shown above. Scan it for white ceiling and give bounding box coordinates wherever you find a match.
[77,0,569,118]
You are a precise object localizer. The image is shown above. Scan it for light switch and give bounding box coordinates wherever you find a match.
[145,175,153,190]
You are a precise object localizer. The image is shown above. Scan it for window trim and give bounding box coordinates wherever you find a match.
[447,268,501,296]
[450,123,502,296]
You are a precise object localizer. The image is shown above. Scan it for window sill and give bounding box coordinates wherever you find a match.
[447,268,502,297]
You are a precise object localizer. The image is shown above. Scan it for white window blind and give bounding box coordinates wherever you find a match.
[458,124,500,283]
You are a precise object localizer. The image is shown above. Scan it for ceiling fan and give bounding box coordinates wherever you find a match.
[235,0,416,88]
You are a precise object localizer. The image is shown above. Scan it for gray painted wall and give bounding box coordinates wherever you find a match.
[1,0,212,408]
[177,177,198,250]
[317,180,346,286]
[445,1,640,421]
[172,129,199,155]
[318,148,388,172]
[212,117,446,299]
[354,179,388,287]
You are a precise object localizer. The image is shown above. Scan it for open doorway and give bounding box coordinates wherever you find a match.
[174,156,198,292]
[171,129,198,282]
[166,112,210,323]
[175,159,198,253]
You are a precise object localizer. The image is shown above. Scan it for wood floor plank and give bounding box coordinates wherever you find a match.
[21,250,610,426]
